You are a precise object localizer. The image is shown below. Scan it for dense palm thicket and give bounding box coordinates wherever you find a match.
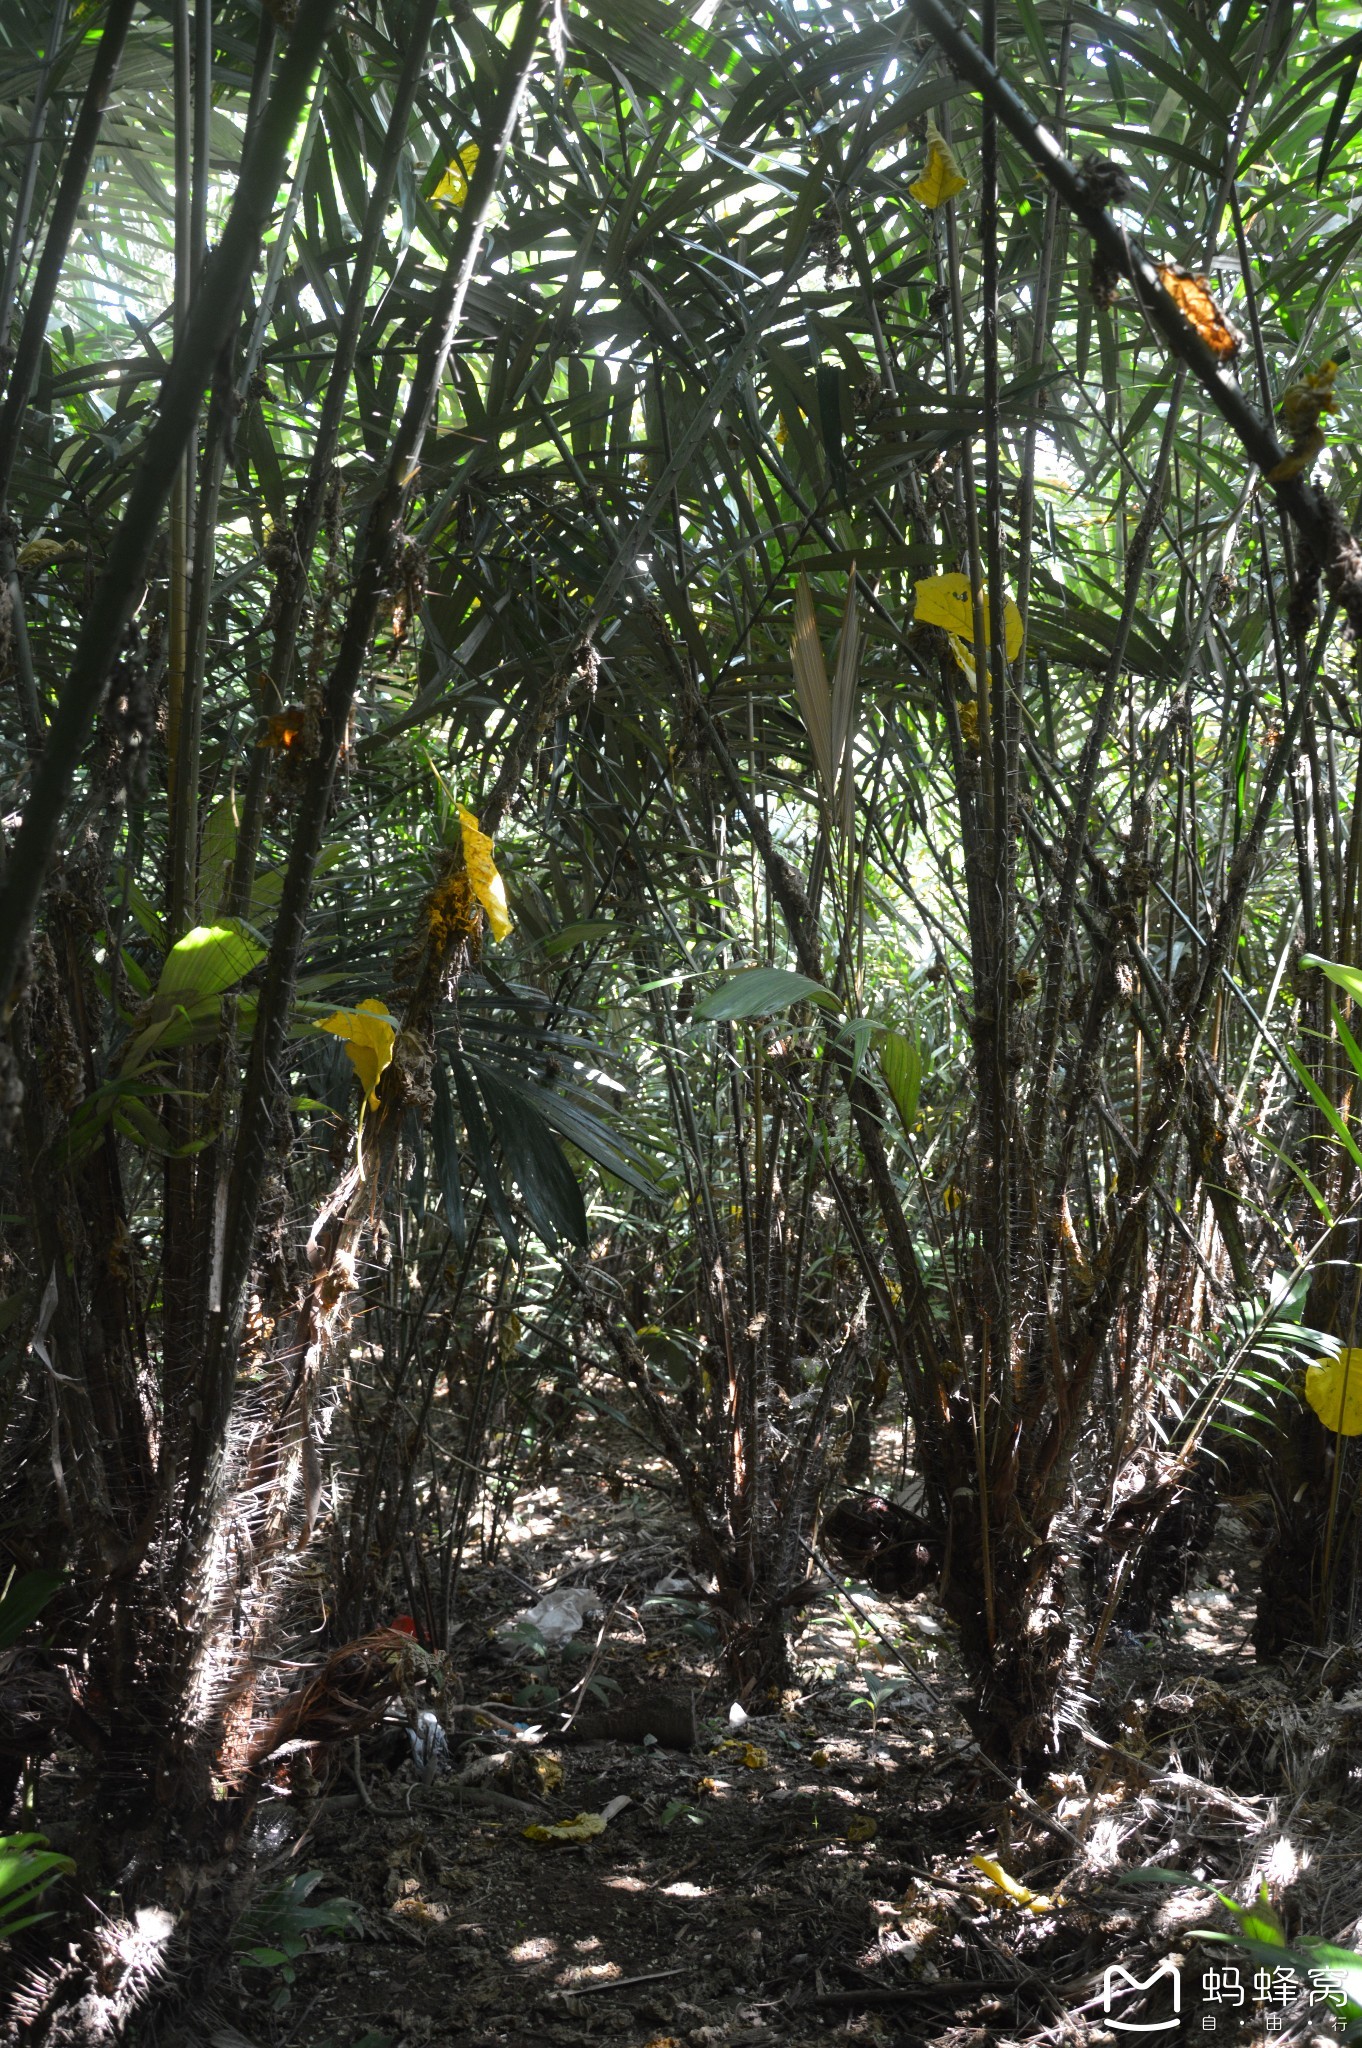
[3,0,1362,1949]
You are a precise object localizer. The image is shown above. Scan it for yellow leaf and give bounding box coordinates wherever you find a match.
[523,1810,607,1843]
[915,573,1023,661]
[1279,359,1338,438]
[959,698,980,744]
[811,1748,830,1769]
[970,1853,1063,1913]
[458,806,513,943]
[318,997,396,1110]
[714,1740,768,1768]
[1265,426,1326,483]
[909,119,967,208]
[941,1183,966,1212]
[847,1815,877,1841]
[432,143,480,209]
[1304,1348,1362,1435]
[534,1755,565,1793]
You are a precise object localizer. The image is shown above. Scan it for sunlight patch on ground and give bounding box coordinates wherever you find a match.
[509,1936,557,1963]
[556,1960,622,1987]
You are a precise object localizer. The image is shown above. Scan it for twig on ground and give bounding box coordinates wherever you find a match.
[555,1966,688,1998]
[804,1978,1022,2009]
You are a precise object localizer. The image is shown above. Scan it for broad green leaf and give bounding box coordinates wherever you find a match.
[451,1055,520,1258]
[880,1030,922,1131]
[695,968,839,1021]
[475,1064,589,1251]
[1304,954,1362,1006]
[0,1569,64,1651]
[154,920,267,1013]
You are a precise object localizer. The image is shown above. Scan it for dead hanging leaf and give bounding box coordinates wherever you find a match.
[941,1184,966,1212]
[1057,1191,1094,1293]
[458,806,513,942]
[1268,360,1339,482]
[259,706,306,753]
[970,1853,1064,1913]
[910,119,966,207]
[432,143,480,209]
[318,998,397,1111]
[914,574,1023,665]
[958,698,980,745]
[1265,427,1327,483]
[1279,358,1339,437]
[1156,264,1240,361]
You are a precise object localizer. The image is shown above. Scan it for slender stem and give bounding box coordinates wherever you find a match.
[165,0,195,916]
[0,0,341,1007]
[0,0,71,374]
[0,0,138,500]
[228,5,443,915]
[902,0,1362,635]
[182,0,555,1546]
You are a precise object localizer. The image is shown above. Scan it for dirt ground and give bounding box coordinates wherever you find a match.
[6,1438,1362,2048]
[150,1441,1362,2048]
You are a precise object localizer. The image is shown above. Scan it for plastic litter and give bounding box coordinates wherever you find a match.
[650,1572,696,1598]
[513,1586,600,1649]
[408,1709,450,1782]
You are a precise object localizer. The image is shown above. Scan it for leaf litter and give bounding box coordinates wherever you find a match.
[166,1425,1362,2048]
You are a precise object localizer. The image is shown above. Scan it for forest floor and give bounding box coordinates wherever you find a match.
[11,1430,1362,2048]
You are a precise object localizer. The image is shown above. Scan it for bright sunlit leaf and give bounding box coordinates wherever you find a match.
[970,1854,1063,1913]
[1304,1347,1362,1435]
[318,998,397,1111]
[914,574,1022,661]
[432,143,480,209]
[909,119,966,207]
[459,806,513,942]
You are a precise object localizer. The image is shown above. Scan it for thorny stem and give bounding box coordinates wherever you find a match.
[179,0,556,1556]
[902,0,1362,635]
[0,0,342,1010]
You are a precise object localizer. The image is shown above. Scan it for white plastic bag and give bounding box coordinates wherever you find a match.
[515,1586,600,1649]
